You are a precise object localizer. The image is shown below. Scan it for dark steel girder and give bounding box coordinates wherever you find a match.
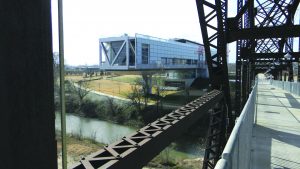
[196,0,233,129]
[227,25,300,42]
[242,52,300,59]
[70,90,224,169]
[299,16,300,82]
[254,59,299,63]
[254,65,289,69]
[233,0,255,115]
[196,0,233,168]
[234,0,244,115]
[255,0,286,53]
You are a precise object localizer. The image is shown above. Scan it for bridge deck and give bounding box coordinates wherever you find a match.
[251,81,300,169]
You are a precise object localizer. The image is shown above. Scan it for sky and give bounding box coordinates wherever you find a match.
[51,0,299,66]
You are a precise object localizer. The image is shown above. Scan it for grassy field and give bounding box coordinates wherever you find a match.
[66,75,133,97]
[108,75,142,84]
[66,75,179,99]
[66,75,102,82]
[88,79,133,97]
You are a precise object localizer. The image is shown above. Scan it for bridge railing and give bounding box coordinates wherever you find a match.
[215,81,257,169]
[271,80,300,96]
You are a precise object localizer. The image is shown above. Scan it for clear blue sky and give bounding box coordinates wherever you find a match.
[51,0,299,66]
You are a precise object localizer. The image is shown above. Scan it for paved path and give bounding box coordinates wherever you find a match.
[251,81,300,169]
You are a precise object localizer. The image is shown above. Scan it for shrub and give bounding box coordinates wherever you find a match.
[65,94,80,114]
[96,101,107,119]
[80,99,98,118]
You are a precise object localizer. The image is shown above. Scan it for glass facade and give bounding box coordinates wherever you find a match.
[99,34,207,76]
[135,34,205,69]
[102,41,127,66]
[142,43,149,64]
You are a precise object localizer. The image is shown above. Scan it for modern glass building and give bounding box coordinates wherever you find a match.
[99,34,207,75]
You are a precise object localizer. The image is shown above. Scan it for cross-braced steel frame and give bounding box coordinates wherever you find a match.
[196,0,234,168]
[197,0,300,168]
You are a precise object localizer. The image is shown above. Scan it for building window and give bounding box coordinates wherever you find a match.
[142,43,149,64]
[161,57,167,65]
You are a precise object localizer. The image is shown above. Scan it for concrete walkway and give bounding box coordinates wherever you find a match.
[251,81,300,169]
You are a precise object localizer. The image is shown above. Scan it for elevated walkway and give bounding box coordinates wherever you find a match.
[252,81,300,169]
[215,77,300,169]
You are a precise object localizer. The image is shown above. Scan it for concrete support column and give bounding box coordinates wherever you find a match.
[0,1,57,169]
[142,73,153,94]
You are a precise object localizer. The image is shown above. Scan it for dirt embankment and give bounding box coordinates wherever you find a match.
[56,136,202,169]
[56,136,104,169]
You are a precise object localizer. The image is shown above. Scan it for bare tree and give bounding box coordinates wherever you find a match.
[68,80,91,105]
[153,85,166,113]
[153,74,166,113]
[106,96,118,116]
[127,82,144,113]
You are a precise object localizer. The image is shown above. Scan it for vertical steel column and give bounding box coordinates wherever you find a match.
[242,63,247,106]
[196,0,232,129]
[248,0,255,91]
[196,0,232,168]
[235,0,243,115]
[279,70,282,81]
[288,3,295,83]
[297,17,300,82]
[202,100,227,169]
[288,61,294,82]
[58,0,67,168]
[247,62,252,94]
[0,1,57,168]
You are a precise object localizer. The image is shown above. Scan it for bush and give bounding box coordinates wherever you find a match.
[65,94,80,114]
[80,99,99,118]
[96,101,107,119]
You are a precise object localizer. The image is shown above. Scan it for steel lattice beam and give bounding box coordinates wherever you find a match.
[196,0,233,168]
[242,52,300,59]
[202,100,227,169]
[196,0,233,126]
[227,25,300,43]
[71,90,224,169]
[234,0,244,115]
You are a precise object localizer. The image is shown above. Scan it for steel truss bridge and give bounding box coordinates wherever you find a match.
[71,0,300,168]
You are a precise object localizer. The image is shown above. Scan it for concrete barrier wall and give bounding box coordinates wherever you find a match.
[271,80,300,96]
[215,81,257,169]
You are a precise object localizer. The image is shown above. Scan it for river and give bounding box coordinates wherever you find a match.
[55,112,205,158]
[55,112,135,144]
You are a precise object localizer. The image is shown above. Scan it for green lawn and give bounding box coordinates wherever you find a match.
[109,75,142,84]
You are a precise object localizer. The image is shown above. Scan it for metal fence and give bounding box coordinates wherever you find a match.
[271,80,300,96]
[215,82,257,169]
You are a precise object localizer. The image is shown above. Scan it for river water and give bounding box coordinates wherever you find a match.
[55,113,135,144]
[55,112,204,157]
